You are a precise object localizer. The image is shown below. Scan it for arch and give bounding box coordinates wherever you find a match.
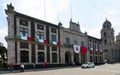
[38,52,45,62]
[74,53,79,65]
[20,50,29,63]
[52,53,57,63]
[65,51,72,64]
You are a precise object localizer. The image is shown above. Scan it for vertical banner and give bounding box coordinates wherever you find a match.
[74,45,80,53]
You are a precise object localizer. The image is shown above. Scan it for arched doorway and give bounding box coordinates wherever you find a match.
[65,51,72,64]
[74,53,79,65]
[81,54,86,64]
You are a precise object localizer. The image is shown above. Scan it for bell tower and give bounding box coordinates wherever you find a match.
[101,19,116,63]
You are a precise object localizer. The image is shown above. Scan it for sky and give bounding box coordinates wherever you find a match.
[0,0,120,47]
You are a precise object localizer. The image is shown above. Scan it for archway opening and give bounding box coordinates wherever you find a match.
[74,53,79,65]
[65,51,72,65]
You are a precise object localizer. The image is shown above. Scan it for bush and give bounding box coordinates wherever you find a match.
[2,62,7,68]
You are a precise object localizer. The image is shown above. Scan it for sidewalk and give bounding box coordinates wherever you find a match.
[0,66,81,74]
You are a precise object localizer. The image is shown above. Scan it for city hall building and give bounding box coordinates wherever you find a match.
[5,3,104,69]
[5,3,60,69]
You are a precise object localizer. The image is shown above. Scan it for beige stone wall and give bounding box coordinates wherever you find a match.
[59,25,88,64]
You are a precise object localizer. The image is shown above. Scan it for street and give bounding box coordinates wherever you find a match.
[0,63,120,75]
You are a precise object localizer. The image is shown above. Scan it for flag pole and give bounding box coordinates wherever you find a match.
[44,0,46,20]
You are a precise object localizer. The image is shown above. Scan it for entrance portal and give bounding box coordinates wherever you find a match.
[74,53,79,65]
[65,51,72,64]
[81,54,86,64]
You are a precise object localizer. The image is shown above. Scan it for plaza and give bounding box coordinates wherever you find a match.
[0,63,120,75]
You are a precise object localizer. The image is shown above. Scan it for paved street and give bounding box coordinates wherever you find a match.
[0,63,120,75]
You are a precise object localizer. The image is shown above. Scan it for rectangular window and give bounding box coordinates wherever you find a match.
[20,42,29,49]
[20,28,28,40]
[19,19,28,26]
[66,37,70,45]
[81,41,84,46]
[90,51,92,54]
[74,40,78,45]
[52,46,57,51]
[37,24,44,30]
[51,28,56,33]
[89,42,91,48]
[51,34,56,42]
[37,44,44,50]
[37,32,44,40]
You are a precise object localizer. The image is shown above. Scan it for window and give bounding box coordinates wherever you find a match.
[38,52,45,62]
[66,37,70,45]
[52,53,57,63]
[37,44,44,50]
[90,56,92,62]
[37,32,44,40]
[90,51,92,54]
[20,28,28,40]
[89,42,92,48]
[52,46,57,51]
[95,43,97,49]
[104,39,107,44]
[104,49,108,52]
[81,41,84,46]
[95,51,97,55]
[104,32,106,37]
[51,34,56,42]
[100,52,102,55]
[19,19,28,26]
[20,51,29,63]
[51,28,56,33]
[74,40,78,45]
[20,42,29,49]
[37,24,44,30]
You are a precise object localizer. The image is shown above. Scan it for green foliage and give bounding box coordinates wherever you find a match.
[0,46,7,61]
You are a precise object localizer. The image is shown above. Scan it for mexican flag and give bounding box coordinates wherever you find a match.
[49,40,60,46]
[74,45,80,53]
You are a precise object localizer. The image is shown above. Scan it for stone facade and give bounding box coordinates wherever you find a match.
[6,3,120,69]
[87,35,104,64]
[101,19,117,63]
[116,33,120,62]
[5,4,60,69]
[59,20,88,65]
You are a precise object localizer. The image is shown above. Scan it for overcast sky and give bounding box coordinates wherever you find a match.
[1,0,120,47]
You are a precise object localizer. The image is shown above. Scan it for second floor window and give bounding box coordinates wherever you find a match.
[37,32,44,40]
[81,41,84,46]
[37,24,44,30]
[20,28,28,40]
[74,40,78,45]
[66,37,70,45]
[51,34,56,42]
[89,42,92,48]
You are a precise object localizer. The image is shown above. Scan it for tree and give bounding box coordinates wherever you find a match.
[0,46,7,61]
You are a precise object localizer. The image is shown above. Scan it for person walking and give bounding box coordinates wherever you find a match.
[20,64,24,72]
[9,63,14,72]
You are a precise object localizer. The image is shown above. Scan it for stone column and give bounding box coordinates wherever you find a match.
[29,44,32,63]
[5,3,16,64]
[44,45,47,63]
[17,42,20,64]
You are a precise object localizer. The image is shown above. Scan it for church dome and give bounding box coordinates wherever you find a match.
[103,19,111,29]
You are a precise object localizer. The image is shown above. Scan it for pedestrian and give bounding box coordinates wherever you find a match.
[9,63,14,72]
[20,64,24,72]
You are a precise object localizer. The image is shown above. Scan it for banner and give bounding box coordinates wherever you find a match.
[74,45,80,53]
